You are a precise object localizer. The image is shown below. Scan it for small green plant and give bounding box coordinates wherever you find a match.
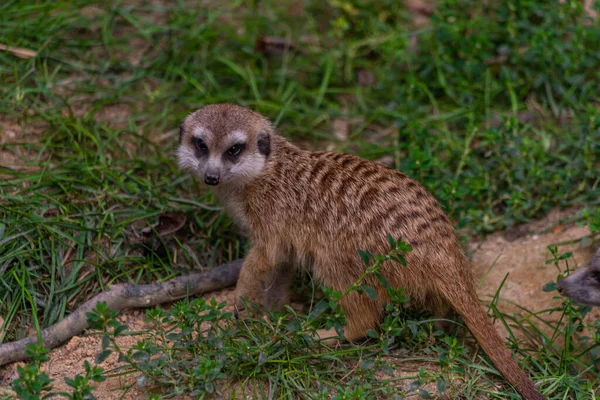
[59,361,106,400]
[5,343,105,400]
[579,206,600,239]
[10,345,52,400]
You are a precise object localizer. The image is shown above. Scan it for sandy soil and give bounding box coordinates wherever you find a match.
[470,208,596,318]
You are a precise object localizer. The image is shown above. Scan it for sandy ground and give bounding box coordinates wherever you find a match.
[0,207,596,399]
[470,208,597,318]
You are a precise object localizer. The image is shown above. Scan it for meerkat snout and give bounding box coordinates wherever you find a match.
[204,173,220,186]
[177,104,273,188]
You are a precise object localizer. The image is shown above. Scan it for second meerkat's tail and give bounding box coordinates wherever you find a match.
[443,286,545,400]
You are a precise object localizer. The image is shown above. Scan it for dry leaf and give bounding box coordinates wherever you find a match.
[0,44,36,59]
[357,68,376,86]
[256,36,305,56]
[128,211,186,244]
[584,0,598,20]
[148,211,187,238]
[41,208,60,218]
[128,211,187,261]
[332,119,349,141]
[405,0,435,27]
[376,155,395,167]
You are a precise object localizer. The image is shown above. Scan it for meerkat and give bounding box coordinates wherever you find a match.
[558,248,600,306]
[177,104,544,400]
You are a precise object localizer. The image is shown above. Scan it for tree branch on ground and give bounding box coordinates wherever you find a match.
[0,259,244,367]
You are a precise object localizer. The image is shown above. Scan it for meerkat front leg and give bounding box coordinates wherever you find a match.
[264,265,295,312]
[234,246,282,317]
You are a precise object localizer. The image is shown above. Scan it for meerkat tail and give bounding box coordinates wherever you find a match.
[444,287,544,400]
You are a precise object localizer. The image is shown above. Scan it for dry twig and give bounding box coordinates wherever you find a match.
[0,44,37,59]
[0,259,243,367]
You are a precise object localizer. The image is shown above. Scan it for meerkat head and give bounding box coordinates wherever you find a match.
[557,248,600,306]
[177,104,273,187]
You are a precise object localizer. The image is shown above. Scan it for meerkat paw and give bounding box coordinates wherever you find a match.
[233,290,268,320]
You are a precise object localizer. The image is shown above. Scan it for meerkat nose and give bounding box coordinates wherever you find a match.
[204,174,219,186]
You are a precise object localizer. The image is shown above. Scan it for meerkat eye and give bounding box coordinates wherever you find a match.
[227,143,244,156]
[191,137,208,153]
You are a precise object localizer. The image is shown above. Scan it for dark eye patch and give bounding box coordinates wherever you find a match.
[224,143,245,160]
[191,137,208,154]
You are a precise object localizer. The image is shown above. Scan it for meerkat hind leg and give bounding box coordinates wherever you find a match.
[431,299,461,335]
[314,294,383,347]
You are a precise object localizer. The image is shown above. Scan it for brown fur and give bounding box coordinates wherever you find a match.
[177,104,544,400]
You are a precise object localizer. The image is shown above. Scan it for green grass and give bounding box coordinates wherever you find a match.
[0,0,599,398]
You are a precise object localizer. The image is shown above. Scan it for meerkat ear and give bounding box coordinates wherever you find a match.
[179,124,184,144]
[257,130,271,157]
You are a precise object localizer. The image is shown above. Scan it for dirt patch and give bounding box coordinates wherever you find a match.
[470,207,596,321]
[0,118,46,176]
[94,103,133,128]
[405,0,436,28]
[42,311,151,400]
[0,120,28,170]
